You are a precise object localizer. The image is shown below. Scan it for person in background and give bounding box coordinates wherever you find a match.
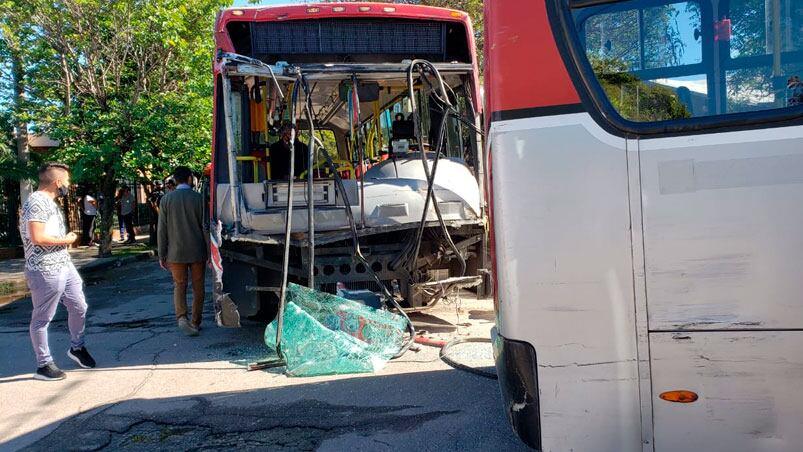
[115,187,126,242]
[80,187,98,247]
[147,180,164,246]
[19,163,96,381]
[158,166,208,336]
[268,122,307,180]
[164,178,176,193]
[116,185,136,244]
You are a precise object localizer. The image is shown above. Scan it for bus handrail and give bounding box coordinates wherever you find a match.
[235,156,260,183]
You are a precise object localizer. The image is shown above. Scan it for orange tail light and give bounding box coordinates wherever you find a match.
[659,390,699,403]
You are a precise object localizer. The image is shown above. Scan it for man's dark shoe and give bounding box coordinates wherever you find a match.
[67,347,97,369]
[34,363,66,381]
[178,317,199,336]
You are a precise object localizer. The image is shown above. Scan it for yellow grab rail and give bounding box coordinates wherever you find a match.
[235,156,260,183]
[299,159,355,180]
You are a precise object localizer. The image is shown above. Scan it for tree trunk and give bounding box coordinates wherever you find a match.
[11,49,32,205]
[97,165,117,257]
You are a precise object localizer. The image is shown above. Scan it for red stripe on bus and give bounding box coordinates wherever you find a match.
[484,0,579,118]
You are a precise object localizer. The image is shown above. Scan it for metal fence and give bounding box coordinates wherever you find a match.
[0,179,154,247]
[0,177,21,246]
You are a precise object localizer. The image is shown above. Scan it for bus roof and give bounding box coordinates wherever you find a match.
[216,2,471,32]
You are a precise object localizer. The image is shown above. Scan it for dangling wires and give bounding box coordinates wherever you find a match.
[274,73,302,361]
[392,60,466,279]
[307,122,416,359]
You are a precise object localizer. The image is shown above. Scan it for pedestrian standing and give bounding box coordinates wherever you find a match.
[158,166,208,336]
[117,185,136,244]
[19,163,96,381]
[80,187,98,246]
[115,187,126,241]
[147,181,164,246]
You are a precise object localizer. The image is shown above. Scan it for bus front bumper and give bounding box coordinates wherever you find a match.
[492,327,541,451]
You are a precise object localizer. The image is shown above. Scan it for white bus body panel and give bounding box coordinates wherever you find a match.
[639,126,803,451]
[639,127,803,330]
[492,113,803,451]
[490,113,642,452]
[651,331,803,452]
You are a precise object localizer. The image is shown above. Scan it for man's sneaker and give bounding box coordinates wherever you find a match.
[178,317,199,336]
[34,363,66,381]
[67,347,97,369]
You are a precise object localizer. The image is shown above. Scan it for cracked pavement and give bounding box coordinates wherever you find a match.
[0,259,528,451]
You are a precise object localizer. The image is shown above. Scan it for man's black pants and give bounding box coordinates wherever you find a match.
[81,214,96,245]
[120,213,135,241]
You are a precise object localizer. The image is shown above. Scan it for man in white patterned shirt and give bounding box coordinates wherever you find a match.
[19,163,96,381]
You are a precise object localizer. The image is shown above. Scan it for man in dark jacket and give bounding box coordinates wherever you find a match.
[158,166,208,336]
[269,123,307,180]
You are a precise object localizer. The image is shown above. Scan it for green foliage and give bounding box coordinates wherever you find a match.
[23,0,227,182]
[1,0,230,254]
[583,3,688,71]
[591,57,691,122]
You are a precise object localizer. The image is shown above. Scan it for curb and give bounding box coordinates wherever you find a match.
[0,250,156,306]
[78,250,157,274]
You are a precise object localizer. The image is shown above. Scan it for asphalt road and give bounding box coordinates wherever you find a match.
[0,259,529,451]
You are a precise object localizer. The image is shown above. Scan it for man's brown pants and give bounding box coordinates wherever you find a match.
[168,262,205,327]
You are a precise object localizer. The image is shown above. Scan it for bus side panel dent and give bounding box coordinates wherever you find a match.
[490,114,641,451]
[492,328,542,451]
[650,331,803,452]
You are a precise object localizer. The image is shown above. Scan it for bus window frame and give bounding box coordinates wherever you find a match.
[547,0,803,138]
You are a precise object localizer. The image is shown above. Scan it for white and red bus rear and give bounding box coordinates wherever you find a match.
[487,1,803,450]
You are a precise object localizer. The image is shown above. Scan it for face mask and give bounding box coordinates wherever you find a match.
[57,184,69,198]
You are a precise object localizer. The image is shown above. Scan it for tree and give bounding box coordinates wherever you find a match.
[581,3,692,121]
[591,57,691,122]
[11,0,228,256]
[0,0,49,245]
[0,0,42,207]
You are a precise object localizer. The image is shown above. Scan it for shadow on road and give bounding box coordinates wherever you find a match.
[4,369,528,451]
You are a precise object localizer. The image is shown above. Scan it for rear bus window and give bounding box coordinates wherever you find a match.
[573,0,803,123]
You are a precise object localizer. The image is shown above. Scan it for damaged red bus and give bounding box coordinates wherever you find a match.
[209,5,488,325]
[487,0,803,451]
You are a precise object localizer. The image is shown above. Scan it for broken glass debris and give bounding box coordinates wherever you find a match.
[264,283,408,377]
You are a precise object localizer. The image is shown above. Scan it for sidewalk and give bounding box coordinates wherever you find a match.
[0,234,156,306]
